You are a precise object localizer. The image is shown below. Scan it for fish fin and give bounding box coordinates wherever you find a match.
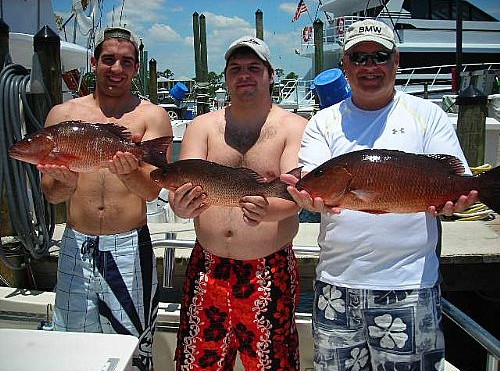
[425,154,466,175]
[350,189,379,203]
[141,136,174,168]
[40,153,80,167]
[476,165,500,213]
[235,167,268,183]
[361,209,390,214]
[96,123,133,141]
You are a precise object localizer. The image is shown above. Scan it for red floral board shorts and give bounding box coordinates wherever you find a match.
[175,241,300,371]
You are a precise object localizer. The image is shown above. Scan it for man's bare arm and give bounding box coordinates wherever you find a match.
[111,104,173,201]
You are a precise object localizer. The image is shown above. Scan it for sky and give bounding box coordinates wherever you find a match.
[52,0,500,80]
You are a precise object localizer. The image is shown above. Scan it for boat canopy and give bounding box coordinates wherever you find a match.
[320,0,376,16]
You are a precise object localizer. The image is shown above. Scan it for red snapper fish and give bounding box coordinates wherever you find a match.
[150,158,300,206]
[9,120,173,172]
[296,149,500,214]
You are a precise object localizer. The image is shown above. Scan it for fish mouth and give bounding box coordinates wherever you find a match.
[8,147,23,159]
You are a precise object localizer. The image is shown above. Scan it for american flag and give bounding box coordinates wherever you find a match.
[292,0,308,22]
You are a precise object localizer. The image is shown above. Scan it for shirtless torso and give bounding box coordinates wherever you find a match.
[40,36,172,236]
[42,95,172,235]
[175,104,306,259]
[168,49,306,259]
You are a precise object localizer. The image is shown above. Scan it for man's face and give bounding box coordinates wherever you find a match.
[343,41,399,109]
[225,52,273,101]
[91,38,139,97]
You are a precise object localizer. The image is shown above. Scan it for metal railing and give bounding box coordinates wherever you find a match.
[442,298,500,371]
[396,63,500,95]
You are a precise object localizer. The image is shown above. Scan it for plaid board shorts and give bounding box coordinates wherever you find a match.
[53,226,159,371]
[312,281,445,371]
[175,241,300,371]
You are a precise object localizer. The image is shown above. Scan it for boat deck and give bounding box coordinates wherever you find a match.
[39,217,500,296]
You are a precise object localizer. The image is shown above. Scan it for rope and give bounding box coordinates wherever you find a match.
[0,63,56,272]
[450,164,495,221]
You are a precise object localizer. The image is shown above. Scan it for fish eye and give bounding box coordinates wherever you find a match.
[313,168,323,178]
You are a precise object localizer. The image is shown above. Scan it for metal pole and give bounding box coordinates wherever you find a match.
[192,12,201,82]
[199,14,208,83]
[313,19,324,77]
[34,25,62,106]
[456,0,463,92]
[149,58,158,104]
[0,17,8,70]
[255,9,264,40]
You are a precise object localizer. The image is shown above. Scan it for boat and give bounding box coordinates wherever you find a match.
[280,0,500,111]
[1,219,499,369]
[1,2,499,370]
[2,0,101,101]
[298,0,500,78]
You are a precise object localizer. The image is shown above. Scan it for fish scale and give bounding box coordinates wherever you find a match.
[296,149,500,214]
[150,158,299,206]
[9,120,172,172]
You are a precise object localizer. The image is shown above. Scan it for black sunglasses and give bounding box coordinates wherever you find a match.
[347,51,393,66]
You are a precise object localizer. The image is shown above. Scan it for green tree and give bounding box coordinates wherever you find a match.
[82,71,95,92]
[275,68,284,81]
[160,68,174,79]
[285,71,299,80]
[207,71,224,97]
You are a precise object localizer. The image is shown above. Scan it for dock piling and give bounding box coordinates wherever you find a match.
[456,85,488,167]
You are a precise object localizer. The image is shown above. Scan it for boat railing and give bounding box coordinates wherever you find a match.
[152,238,500,369]
[441,298,500,371]
[151,238,320,288]
[276,79,316,110]
[397,62,500,95]
[279,62,499,106]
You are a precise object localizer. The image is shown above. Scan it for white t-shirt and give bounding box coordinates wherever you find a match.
[300,91,470,290]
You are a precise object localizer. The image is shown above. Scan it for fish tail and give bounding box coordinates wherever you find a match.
[288,166,303,180]
[266,178,295,202]
[141,136,173,168]
[477,165,500,214]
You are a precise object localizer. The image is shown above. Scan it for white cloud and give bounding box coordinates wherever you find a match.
[280,3,298,14]
[146,23,182,43]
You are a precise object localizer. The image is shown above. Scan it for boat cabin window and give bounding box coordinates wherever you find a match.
[402,0,498,21]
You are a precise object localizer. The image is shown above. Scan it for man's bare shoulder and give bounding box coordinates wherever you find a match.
[272,105,308,127]
[45,95,95,126]
[138,99,166,115]
[133,99,172,138]
[188,108,224,129]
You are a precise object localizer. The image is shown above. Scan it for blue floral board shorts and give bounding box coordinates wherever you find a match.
[53,226,159,371]
[313,281,445,371]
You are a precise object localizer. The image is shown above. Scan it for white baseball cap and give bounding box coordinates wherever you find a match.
[224,36,273,68]
[343,19,395,52]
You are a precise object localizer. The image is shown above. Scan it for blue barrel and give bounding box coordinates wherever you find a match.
[313,68,351,109]
[184,109,195,120]
[169,82,189,101]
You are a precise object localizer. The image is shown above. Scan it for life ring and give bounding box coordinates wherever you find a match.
[302,26,313,42]
[336,17,345,34]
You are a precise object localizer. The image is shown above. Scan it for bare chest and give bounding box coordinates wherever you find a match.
[208,125,284,179]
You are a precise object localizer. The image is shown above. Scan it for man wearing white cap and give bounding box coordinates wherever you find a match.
[282,19,477,370]
[169,35,307,370]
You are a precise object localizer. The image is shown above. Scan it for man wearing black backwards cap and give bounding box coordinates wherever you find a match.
[39,26,173,371]
[283,19,477,370]
[169,36,307,370]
